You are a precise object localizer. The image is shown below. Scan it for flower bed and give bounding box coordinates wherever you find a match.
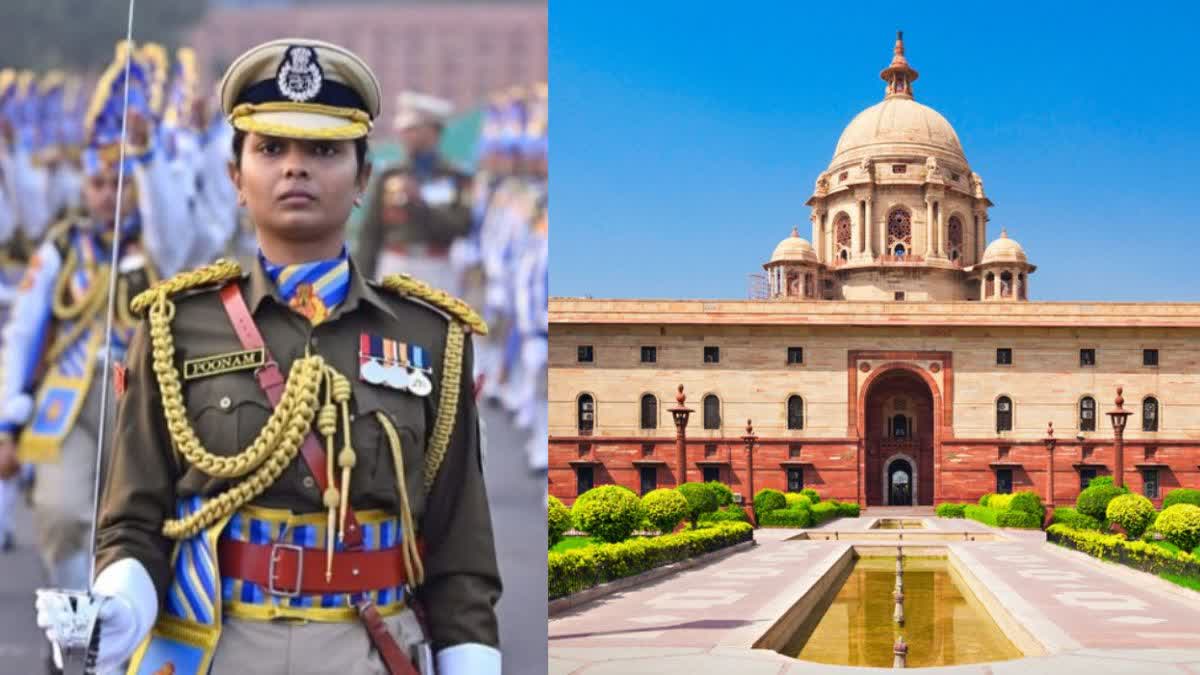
[547,522,753,599]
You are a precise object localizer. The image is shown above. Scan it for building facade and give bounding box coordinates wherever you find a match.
[548,34,1200,508]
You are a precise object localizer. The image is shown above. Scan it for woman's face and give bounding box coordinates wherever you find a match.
[229,133,369,243]
[83,164,137,226]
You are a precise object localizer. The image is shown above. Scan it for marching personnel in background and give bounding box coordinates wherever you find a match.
[355,91,472,294]
[36,38,501,675]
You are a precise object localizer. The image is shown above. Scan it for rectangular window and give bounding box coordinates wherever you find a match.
[894,291,906,301]
[578,345,594,363]
[703,346,720,364]
[641,443,654,457]
[787,468,804,492]
[704,443,717,457]
[1080,349,1095,367]
[639,467,657,496]
[891,164,907,174]
[788,444,802,459]
[576,466,594,495]
[787,347,804,364]
[996,348,1012,365]
[702,466,720,483]
[1142,469,1159,499]
[995,468,1013,495]
[641,346,657,363]
[1079,468,1097,491]
[1143,349,1158,367]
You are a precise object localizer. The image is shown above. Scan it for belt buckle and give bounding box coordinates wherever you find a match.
[267,542,304,598]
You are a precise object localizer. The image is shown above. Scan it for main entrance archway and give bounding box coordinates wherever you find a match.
[863,368,936,506]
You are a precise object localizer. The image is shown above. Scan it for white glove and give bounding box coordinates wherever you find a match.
[35,558,158,674]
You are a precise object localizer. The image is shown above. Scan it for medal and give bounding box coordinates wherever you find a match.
[384,365,411,391]
[407,370,433,397]
[361,358,387,385]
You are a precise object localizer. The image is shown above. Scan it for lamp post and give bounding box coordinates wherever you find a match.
[1107,387,1131,489]
[1043,421,1057,526]
[742,419,758,528]
[670,384,693,486]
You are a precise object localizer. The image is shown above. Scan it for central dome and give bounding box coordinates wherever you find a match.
[832,97,965,166]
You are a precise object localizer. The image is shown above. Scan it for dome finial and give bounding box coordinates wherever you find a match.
[791,225,799,237]
[1000,227,1008,238]
[881,30,919,100]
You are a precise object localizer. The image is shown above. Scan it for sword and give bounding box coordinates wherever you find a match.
[38,0,137,672]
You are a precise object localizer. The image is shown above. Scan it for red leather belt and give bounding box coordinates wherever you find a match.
[217,539,408,596]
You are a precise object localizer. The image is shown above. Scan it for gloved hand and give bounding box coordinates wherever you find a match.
[35,558,158,674]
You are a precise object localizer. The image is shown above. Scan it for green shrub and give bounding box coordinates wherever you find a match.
[1089,475,1114,488]
[964,504,998,526]
[1164,488,1200,510]
[572,485,643,543]
[676,482,720,527]
[811,501,840,526]
[1047,524,1199,579]
[1052,507,1101,531]
[704,481,734,507]
[978,493,993,506]
[836,502,860,518]
[699,505,750,524]
[1008,491,1045,520]
[548,495,572,548]
[801,488,820,504]
[753,488,787,517]
[997,510,1041,528]
[547,522,754,598]
[641,488,689,535]
[759,507,813,528]
[936,503,967,518]
[1105,494,1157,539]
[784,493,813,510]
[1076,483,1128,520]
[1155,504,1200,552]
[988,493,1015,511]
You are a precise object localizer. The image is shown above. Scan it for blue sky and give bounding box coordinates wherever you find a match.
[549,3,1200,301]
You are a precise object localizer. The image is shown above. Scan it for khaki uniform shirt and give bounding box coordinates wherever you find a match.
[356,157,473,280]
[94,260,501,650]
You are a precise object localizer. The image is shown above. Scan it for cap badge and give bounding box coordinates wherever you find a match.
[276,45,323,103]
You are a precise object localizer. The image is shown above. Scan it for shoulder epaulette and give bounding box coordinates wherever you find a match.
[130,259,242,315]
[379,273,488,336]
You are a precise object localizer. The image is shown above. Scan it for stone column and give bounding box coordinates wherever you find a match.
[812,214,823,263]
[851,205,862,259]
[865,196,874,258]
[924,198,934,257]
[1014,271,1023,301]
[992,271,1000,300]
[979,275,986,301]
[936,201,945,258]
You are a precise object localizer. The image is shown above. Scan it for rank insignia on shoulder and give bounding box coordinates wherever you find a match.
[359,333,434,396]
[183,348,266,380]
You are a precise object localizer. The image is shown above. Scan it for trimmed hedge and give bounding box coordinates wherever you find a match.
[1077,483,1129,521]
[1047,524,1200,580]
[641,488,689,535]
[1052,507,1101,531]
[548,522,754,598]
[837,502,860,518]
[964,505,1041,529]
[1106,494,1157,539]
[988,493,1015,511]
[676,482,720,528]
[811,501,840,526]
[548,495,572,548]
[706,481,734,507]
[1008,491,1045,521]
[1089,475,1115,488]
[801,488,821,504]
[784,493,813,510]
[753,488,787,517]
[1164,488,1200,510]
[759,507,813,528]
[936,503,967,518]
[572,485,644,543]
[1155,504,1200,552]
[699,505,750,524]
[978,493,993,506]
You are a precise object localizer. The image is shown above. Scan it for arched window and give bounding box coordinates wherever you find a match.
[891,414,909,438]
[886,208,912,256]
[996,396,1013,432]
[640,394,657,430]
[1079,396,1096,431]
[787,396,804,430]
[835,213,852,260]
[948,215,963,261]
[1143,397,1159,432]
[985,272,995,298]
[1000,271,1013,297]
[703,394,721,430]
[578,394,595,434]
[1018,273,1027,300]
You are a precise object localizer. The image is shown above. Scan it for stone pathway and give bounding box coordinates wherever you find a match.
[548,518,1200,674]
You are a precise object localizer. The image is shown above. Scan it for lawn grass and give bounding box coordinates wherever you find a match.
[551,535,599,553]
[1158,572,1200,592]
[1150,540,1182,555]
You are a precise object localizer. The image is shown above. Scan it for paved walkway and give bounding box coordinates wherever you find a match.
[548,518,1200,674]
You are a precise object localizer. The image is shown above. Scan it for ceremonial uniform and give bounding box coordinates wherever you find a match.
[0,44,199,596]
[82,39,501,675]
[356,92,472,293]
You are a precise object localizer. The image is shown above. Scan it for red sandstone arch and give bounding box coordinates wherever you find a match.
[857,362,944,506]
